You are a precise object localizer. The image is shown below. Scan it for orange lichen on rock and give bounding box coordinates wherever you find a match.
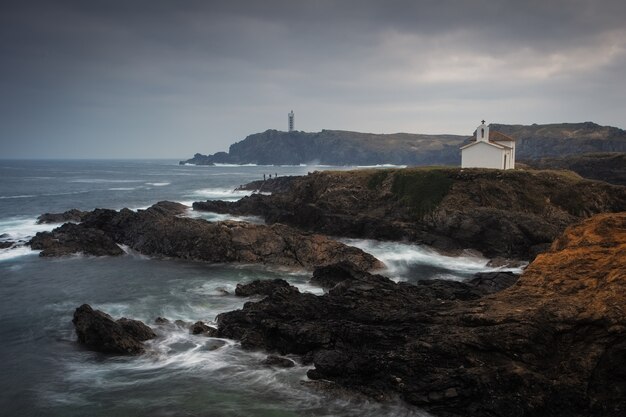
[512,212,626,322]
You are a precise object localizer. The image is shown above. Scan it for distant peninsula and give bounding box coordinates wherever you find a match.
[180,122,626,166]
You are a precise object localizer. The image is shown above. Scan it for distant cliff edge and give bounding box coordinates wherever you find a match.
[180,122,626,166]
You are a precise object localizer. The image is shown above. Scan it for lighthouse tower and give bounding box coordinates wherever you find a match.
[288,110,295,132]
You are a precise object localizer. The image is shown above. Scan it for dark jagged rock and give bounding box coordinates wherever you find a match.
[235,279,298,297]
[216,213,626,417]
[261,355,296,368]
[30,223,124,257]
[310,261,367,289]
[0,241,13,249]
[235,176,299,194]
[72,304,155,355]
[190,321,218,336]
[116,317,157,341]
[155,317,170,325]
[467,271,519,294]
[28,201,382,270]
[194,168,626,260]
[36,209,88,224]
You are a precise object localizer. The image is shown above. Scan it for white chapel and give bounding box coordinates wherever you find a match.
[460,121,516,169]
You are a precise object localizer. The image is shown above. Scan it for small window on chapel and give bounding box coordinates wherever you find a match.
[481,128,485,138]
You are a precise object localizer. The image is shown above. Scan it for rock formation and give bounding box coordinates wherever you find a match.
[216,212,626,417]
[73,304,156,355]
[29,201,382,270]
[194,168,626,260]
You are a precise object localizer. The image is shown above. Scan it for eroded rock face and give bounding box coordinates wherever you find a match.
[72,304,156,355]
[235,279,298,297]
[29,201,382,270]
[216,213,626,417]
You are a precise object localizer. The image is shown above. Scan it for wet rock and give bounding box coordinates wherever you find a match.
[235,279,298,297]
[310,261,363,289]
[217,213,626,417]
[174,320,189,328]
[116,317,156,341]
[72,304,155,355]
[37,209,88,224]
[467,271,519,294]
[190,321,217,336]
[30,223,124,257]
[30,201,382,270]
[261,355,295,368]
[0,241,13,249]
[154,317,170,325]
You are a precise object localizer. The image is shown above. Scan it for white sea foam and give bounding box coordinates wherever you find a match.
[342,238,525,281]
[69,179,143,184]
[0,245,40,261]
[212,163,258,167]
[108,187,136,191]
[0,216,60,242]
[188,211,265,224]
[0,194,37,199]
[185,187,252,201]
[145,182,170,186]
[356,164,408,168]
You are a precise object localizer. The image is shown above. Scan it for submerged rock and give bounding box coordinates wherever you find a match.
[217,213,626,417]
[190,321,218,337]
[72,304,155,355]
[29,201,382,270]
[0,241,13,249]
[261,355,295,368]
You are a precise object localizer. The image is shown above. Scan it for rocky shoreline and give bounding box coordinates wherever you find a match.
[30,201,381,270]
[26,166,626,416]
[69,212,626,416]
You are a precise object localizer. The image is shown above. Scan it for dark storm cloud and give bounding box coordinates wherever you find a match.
[1,0,625,158]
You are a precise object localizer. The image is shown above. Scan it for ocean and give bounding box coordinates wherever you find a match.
[0,160,519,417]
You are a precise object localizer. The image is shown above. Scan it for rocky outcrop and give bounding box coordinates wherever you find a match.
[216,212,626,417]
[30,223,125,257]
[235,279,298,297]
[194,168,626,260]
[29,201,382,270]
[72,304,156,355]
[37,209,88,224]
[235,176,300,194]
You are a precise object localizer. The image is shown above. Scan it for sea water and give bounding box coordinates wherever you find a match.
[0,160,520,416]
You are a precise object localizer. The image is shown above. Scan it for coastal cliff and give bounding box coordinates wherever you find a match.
[181,122,626,166]
[194,167,626,260]
[216,212,626,417]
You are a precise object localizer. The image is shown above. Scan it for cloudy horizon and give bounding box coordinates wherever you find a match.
[1,0,625,158]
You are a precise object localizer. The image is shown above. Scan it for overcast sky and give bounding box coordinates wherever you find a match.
[1,0,625,158]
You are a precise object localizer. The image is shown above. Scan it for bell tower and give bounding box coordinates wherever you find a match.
[476,120,489,142]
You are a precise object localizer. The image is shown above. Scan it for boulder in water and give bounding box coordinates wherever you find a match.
[72,304,155,355]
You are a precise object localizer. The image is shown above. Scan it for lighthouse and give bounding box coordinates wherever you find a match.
[288,110,295,132]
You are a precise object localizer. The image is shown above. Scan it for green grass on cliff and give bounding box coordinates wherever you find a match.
[363,167,454,217]
[390,169,454,217]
